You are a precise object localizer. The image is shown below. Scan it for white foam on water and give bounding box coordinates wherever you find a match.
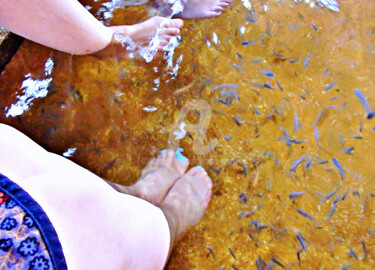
[143,106,158,112]
[173,122,187,140]
[63,148,77,157]
[6,58,54,118]
[140,0,184,64]
[241,0,252,10]
[212,32,219,45]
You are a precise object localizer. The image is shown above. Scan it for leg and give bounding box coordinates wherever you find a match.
[0,0,183,55]
[0,0,113,54]
[0,124,212,268]
[17,168,171,270]
[155,0,234,19]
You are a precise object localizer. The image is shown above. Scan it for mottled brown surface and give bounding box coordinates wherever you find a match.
[1,0,375,269]
[0,28,23,74]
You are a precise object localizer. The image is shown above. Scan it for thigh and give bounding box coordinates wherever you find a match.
[15,168,170,270]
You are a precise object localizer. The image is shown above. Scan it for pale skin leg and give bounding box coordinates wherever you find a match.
[0,124,212,269]
[154,0,234,19]
[0,0,183,55]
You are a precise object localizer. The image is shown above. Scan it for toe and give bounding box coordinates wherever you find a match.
[186,166,205,176]
[219,2,230,7]
[159,27,181,37]
[214,6,225,12]
[190,172,212,200]
[166,18,184,29]
[207,10,222,17]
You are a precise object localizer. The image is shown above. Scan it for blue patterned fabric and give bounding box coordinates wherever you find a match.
[0,174,67,270]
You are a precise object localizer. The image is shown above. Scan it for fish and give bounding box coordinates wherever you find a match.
[326,202,337,221]
[367,111,375,119]
[343,146,354,155]
[232,264,240,270]
[352,135,363,139]
[223,135,233,142]
[311,23,318,31]
[251,58,265,63]
[264,84,276,90]
[290,155,307,171]
[321,189,337,204]
[256,257,267,270]
[304,54,310,67]
[208,246,216,260]
[314,159,328,165]
[289,191,306,198]
[233,64,243,71]
[314,124,320,146]
[271,257,285,268]
[275,79,283,91]
[341,264,351,270]
[254,107,260,115]
[354,88,370,114]
[305,156,313,170]
[324,82,336,91]
[242,210,255,219]
[332,158,345,179]
[258,69,275,77]
[341,192,348,200]
[235,116,244,125]
[296,233,308,253]
[294,114,302,132]
[228,246,237,259]
[289,59,297,63]
[348,249,359,260]
[297,249,303,266]
[290,23,298,30]
[217,99,232,105]
[362,241,368,259]
[237,161,248,176]
[242,41,257,46]
[236,52,243,59]
[297,209,316,221]
[323,68,329,76]
[239,192,248,203]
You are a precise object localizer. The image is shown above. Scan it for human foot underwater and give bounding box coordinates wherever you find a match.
[0,124,212,269]
[153,0,234,19]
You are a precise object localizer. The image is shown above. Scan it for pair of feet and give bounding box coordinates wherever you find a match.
[107,0,233,57]
[110,149,212,244]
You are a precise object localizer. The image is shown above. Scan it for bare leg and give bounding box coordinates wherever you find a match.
[0,124,212,269]
[111,149,189,205]
[0,0,183,55]
[155,0,234,19]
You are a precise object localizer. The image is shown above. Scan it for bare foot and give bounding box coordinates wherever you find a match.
[160,166,212,244]
[155,0,233,19]
[109,16,183,53]
[110,149,189,205]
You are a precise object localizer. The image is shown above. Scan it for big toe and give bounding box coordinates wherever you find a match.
[187,166,212,201]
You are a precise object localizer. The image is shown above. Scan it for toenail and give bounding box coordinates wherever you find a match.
[160,149,167,154]
[175,148,188,164]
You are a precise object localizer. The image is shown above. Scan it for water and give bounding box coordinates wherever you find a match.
[1,0,375,268]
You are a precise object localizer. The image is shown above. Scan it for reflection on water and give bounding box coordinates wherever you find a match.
[6,58,54,117]
[1,0,375,268]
